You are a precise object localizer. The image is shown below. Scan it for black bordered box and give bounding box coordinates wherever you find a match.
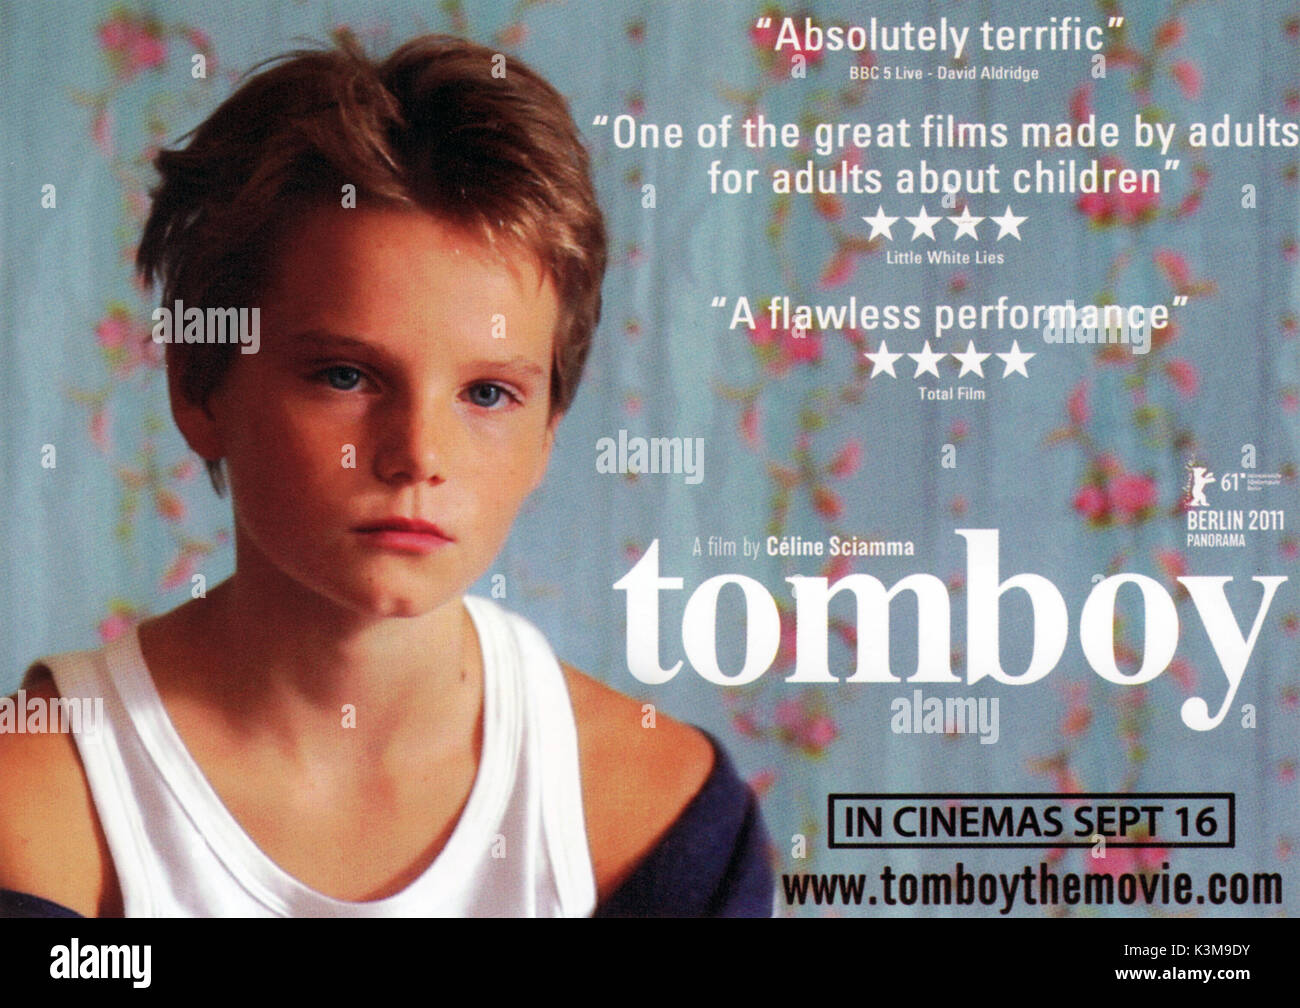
[827,792,1235,849]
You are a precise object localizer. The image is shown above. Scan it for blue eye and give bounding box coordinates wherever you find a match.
[322,366,363,391]
[467,382,510,408]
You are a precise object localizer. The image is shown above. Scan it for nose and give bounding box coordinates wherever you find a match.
[372,395,447,485]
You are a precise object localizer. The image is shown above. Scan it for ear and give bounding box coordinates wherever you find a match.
[165,351,224,465]
[531,411,563,492]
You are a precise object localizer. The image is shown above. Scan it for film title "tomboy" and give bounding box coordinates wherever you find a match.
[615,529,1286,732]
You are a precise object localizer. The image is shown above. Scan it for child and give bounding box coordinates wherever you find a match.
[0,35,772,917]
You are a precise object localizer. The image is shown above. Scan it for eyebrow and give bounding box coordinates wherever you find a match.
[278,329,547,378]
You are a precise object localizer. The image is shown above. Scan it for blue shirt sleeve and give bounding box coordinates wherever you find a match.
[0,888,83,918]
[593,734,774,918]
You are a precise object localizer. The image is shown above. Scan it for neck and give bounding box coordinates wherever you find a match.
[140,550,477,754]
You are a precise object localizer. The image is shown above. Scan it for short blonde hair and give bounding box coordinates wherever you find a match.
[137,34,606,494]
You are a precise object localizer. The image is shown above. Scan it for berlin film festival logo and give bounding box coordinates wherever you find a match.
[1187,464,1216,508]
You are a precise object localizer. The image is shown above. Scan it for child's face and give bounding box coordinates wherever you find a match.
[190,205,561,619]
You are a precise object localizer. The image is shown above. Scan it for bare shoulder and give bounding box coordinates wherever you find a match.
[0,668,118,916]
[561,662,714,898]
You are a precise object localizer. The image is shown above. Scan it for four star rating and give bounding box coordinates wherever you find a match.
[858,201,1033,389]
[863,204,1026,241]
[864,339,1035,379]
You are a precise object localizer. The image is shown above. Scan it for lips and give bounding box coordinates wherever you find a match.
[353,516,454,553]
[353,516,453,538]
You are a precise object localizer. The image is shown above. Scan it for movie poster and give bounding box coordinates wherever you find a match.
[1,0,1295,941]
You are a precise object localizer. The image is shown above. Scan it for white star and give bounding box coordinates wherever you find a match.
[862,206,899,240]
[905,206,942,241]
[991,205,1027,241]
[948,206,984,240]
[863,340,903,378]
[996,340,1035,377]
[951,340,991,377]
[908,340,946,378]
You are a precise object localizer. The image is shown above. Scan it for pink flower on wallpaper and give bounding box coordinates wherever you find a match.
[780,325,821,364]
[161,551,197,591]
[739,402,761,447]
[828,439,862,478]
[749,11,781,50]
[819,247,857,288]
[91,108,113,155]
[1175,190,1204,218]
[749,316,777,348]
[823,554,853,584]
[1062,703,1092,737]
[774,697,838,756]
[1154,548,1187,582]
[802,715,837,749]
[96,311,131,348]
[89,407,111,452]
[813,192,845,222]
[98,14,167,80]
[748,769,777,799]
[1068,83,1092,123]
[1076,158,1159,226]
[98,610,137,643]
[1095,453,1121,476]
[496,22,528,48]
[1093,845,1139,878]
[126,190,152,224]
[155,490,186,523]
[1282,389,1299,413]
[129,30,166,71]
[812,485,843,519]
[1075,192,1110,222]
[1072,484,1109,522]
[732,710,761,738]
[1170,61,1203,100]
[1154,249,1191,291]
[1108,472,1157,519]
[1155,18,1187,49]
[1164,358,1199,397]
[1067,381,1090,426]
[1167,658,1196,693]
[752,320,823,374]
[1116,180,1159,225]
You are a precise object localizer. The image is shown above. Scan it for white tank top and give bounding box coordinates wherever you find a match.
[39,596,598,917]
